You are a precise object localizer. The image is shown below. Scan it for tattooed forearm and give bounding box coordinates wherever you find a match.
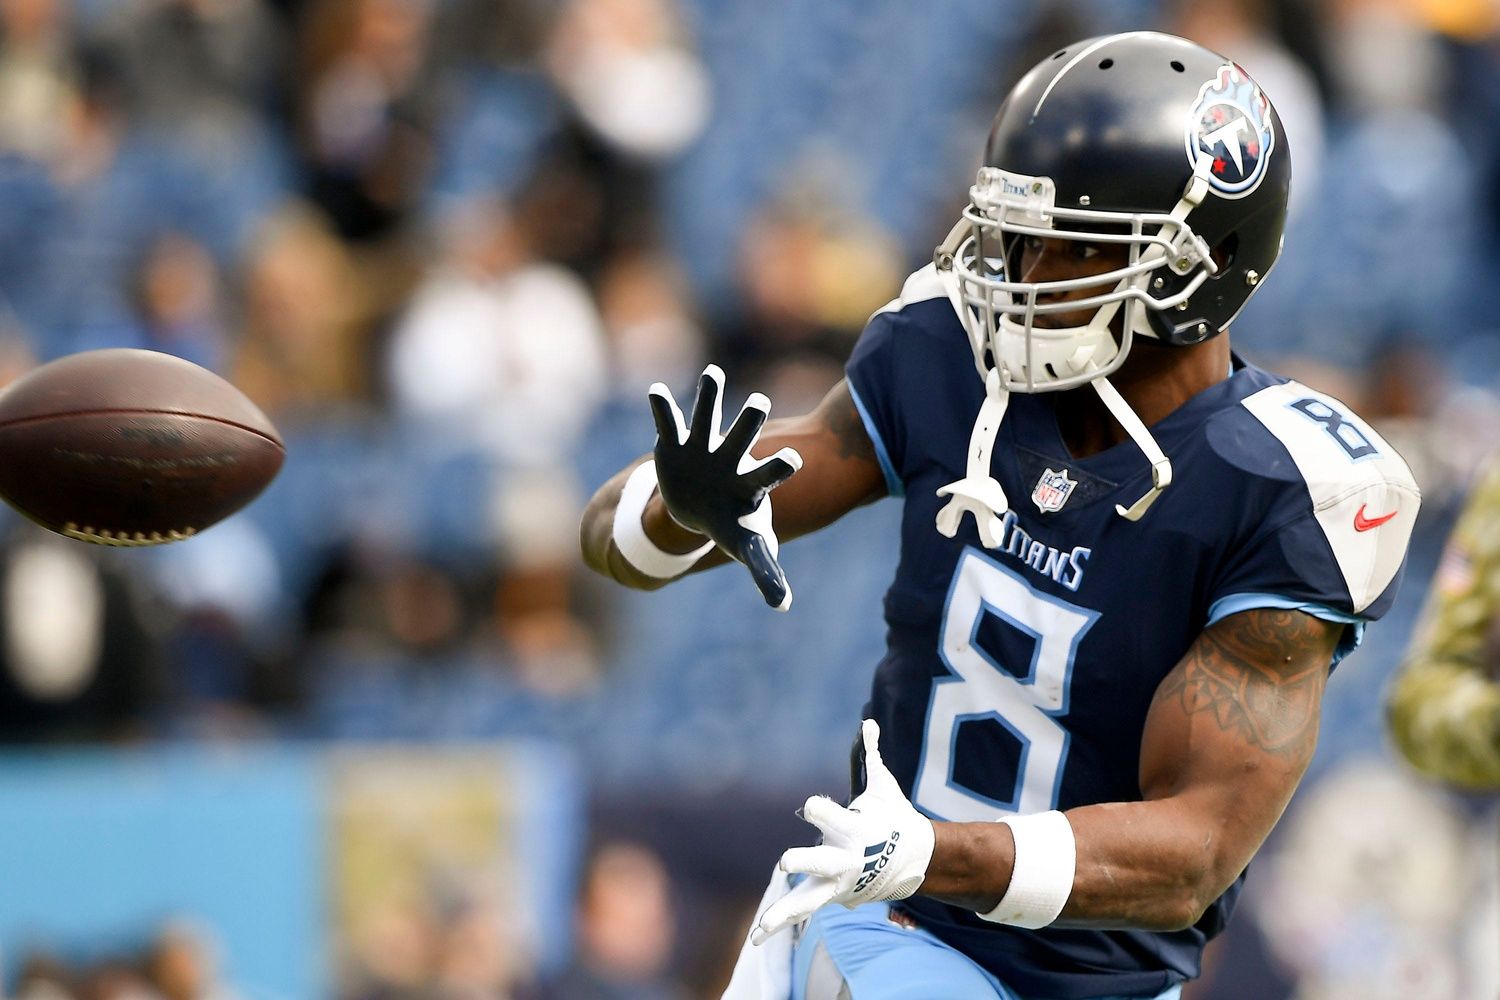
[1156,610,1335,754]
[825,381,877,462]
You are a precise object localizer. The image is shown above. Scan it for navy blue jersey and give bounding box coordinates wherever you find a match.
[843,265,1419,999]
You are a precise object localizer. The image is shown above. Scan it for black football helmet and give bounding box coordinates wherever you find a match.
[936,31,1290,393]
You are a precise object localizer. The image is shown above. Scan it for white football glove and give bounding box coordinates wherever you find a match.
[753,719,935,944]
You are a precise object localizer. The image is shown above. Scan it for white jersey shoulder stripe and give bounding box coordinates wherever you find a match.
[1240,381,1420,614]
[871,262,949,321]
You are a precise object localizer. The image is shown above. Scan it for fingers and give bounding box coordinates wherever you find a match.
[753,876,837,945]
[778,844,850,880]
[859,719,900,796]
[647,382,688,446]
[849,724,867,799]
[689,364,726,447]
[742,447,804,492]
[738,532,791,611]
[654,365,799,614]
[721,391,770,458]
[800,794,856,838]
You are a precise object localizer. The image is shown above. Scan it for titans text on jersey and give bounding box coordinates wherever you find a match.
[986,510,1091,592]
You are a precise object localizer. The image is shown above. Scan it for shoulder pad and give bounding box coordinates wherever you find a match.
[870,263,950,321]
[1235,380,1420,614]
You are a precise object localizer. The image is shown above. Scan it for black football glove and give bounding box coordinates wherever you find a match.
[647,365,803,610]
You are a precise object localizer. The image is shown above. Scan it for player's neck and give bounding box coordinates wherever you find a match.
[1056,336,1232,459]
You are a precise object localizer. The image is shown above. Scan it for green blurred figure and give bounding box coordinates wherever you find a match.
[1389,459,1500,788]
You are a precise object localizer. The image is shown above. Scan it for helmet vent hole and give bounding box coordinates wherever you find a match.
[1053,50,1067,60]
[1099,58,1114,70]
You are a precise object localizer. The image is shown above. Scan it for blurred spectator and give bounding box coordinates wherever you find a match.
[148,515,294,736]
[302,545,469,661]
[88,0,294,267]
[98,0,286,132]
[387,177,614,697]
[1326,0,1446,116]
[0,0,78,162]
[7,924,245,1000]
[530,840,689,1000]
[386,188,608,466]
[544,0,708,163]
[296,0,435,241]
[144,923,239,1000]
[340,891,537,1000]
[1,39,276,359]
[1388,454,1500,788]
[718,179,902,402]
[492,519,601,697]
[425,0,552,73]
[1251,761,1494,999]
[436,896,530,1000]
[76,960,159,1000]
[1230,107,1476,363]
[595,244,704,398]
[0,523,165,743]
[419,0,561,234]
[22,42,131,353]
[14,952,75,1000]
[534,0,711,276]
[232,202,380,421]
[1357,337,1500,509]
[123,231,226,371]
[343,897,440,1000]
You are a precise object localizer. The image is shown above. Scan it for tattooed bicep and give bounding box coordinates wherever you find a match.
[1152,608,1340,756]
[819,380,877,463]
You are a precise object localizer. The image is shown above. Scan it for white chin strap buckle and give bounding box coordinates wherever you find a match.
[1115,455,1172,521]
[1091,376,1173,521]
[936,476,1010,547]
[936,369,1011,547]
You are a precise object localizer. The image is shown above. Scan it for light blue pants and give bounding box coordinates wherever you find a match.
[790,901,1185,1000]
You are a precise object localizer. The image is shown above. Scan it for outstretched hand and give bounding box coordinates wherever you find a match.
[648,365,803,610]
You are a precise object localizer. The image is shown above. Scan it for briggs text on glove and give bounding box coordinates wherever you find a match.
[853,832,901,894]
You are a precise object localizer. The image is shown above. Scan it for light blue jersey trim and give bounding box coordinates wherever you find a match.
[1208,592,1363,625]
[1206,593,1367,666]
[847,380,904,498]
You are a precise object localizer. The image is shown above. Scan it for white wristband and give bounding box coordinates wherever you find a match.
[977,810,1076,929]
[611,461,713,579]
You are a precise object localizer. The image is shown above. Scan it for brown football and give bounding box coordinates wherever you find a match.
[0,349,284,546]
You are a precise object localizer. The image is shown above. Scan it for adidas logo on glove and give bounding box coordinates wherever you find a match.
[854,833,902,894]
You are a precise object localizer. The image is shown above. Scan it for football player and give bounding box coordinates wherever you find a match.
[1388,456,1500,789]
[581,31,1420,1000]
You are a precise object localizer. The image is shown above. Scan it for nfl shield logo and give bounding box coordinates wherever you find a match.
[1031,468,1076,513]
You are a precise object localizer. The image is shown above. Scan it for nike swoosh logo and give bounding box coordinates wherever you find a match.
[1353,505,1398,532]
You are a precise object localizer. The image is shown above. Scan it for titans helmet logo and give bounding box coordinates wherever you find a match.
[1184,64,1276,199]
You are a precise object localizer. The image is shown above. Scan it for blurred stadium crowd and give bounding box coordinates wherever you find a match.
[1,0,1500,997]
